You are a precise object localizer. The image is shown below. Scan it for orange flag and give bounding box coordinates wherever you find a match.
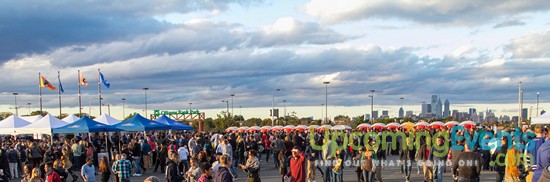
[79,72,88,86]
[40,76,56,90]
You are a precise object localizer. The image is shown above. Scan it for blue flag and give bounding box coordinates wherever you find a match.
[58,75,64,93]
[100,72,111,88]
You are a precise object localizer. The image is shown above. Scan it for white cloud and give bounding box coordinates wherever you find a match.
[505,30,550,58]
[304,0,550,25]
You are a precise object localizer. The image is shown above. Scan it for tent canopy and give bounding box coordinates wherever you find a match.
[95,114,121,125]
[21,115,43,122]
[16,114,69,135]
[0,115,32,135]
[113,114,170,132]
[154,115,193,130]
[52,116,120,133]
[62,114,80,123]
[532,112,550,124]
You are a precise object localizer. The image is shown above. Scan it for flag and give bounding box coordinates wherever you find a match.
[100,72,110,88]
[40,76,56,90]
[58,75,64,93]
[79,72,88,86]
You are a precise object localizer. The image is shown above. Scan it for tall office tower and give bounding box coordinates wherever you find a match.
[399,107,404,118]
[431,95,438,115]
[443,99,450,118]
[373,111,379,120]
[469,108,477,116]
[421,102,429,117]
[436,98,443,118]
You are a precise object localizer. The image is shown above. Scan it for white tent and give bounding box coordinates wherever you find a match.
[532,112,550,124]
[16,114,69,135]
[20,115,43,122]
[62,114,80,123]
[0,115,32,135]
[94,114,121,125]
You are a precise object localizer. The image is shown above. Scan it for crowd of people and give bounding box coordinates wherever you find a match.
[0,124,550,182]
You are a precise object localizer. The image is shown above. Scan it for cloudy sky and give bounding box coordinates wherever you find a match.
[1,0,550,120]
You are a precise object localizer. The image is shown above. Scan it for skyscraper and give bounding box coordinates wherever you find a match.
[421,102,429,117]
[399,107,404,118]
[443,99,450,118]
[469,108,477,116]
[522,108,528,120]
[373,111,379,120]
[436,98,442,118]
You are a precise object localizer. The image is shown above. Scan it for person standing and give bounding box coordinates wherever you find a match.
[322,137,333,182]
[401,137,415,182]
[80,158,96,182]
[112,153,132,182]
[166,151,183,182]
[44,162,61,182]
[198,162,212,182]
[239,149,260,182]
[178,144,190,173]
[131,140,142,176]
[429,136,446,182]
[186,158,201,182]
[70,140,81,172]
[98,156,110,182]
[533,131,550,182]
[492,136,508,182]
[7,146,18,179]
[154,143,167,173]
[452,142,482,182]
[214,154,233,182]
[141,139,152,170]
[285,147,305,182]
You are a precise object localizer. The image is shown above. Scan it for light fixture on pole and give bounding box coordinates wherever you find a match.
[143,88,149,118]
[122,98,126,119]
[271,88,281,126]
[323,82,330,123]
[27,102,31,115]
[13,92,18,116]
[369,90,375,124]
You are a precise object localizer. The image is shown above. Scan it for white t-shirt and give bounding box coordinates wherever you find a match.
[178,147,189,160]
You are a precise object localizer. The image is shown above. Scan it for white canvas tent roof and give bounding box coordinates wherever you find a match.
[95,114,121,125]
[62,114,80,123]
[0,115,32,135]
[15,114,69,135]
[531,112,550,124]
[20,115,43,122]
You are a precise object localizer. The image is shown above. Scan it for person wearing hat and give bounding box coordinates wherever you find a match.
[285,146,305,182]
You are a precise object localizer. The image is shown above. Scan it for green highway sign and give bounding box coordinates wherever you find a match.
[153,109,200,117]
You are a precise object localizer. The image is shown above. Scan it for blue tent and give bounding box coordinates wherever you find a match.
[52,116,120,133]
[113,114,171,131]
[154,115,194,130]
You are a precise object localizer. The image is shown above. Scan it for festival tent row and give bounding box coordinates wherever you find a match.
[0,114,193,135]
[531,112,550,124]
[226,121,478,133]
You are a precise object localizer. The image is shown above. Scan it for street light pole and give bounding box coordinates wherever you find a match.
[369,90,375,124]
[230,94,235,118]
[13,92,18,116]
[321,104,324,122]
[282,100,287,118]
[323,82,330,123]
[272,89,280,126]
[143,88,149,118]
[537,92,540,117]
[222,100,229,117]
[189,102,193,111]
[122,98,126,119]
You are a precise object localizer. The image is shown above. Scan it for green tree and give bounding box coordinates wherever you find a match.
[30,110,48,116]
[0,112,12,120]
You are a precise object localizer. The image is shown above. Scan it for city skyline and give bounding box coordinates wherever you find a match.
[1,1,549,119]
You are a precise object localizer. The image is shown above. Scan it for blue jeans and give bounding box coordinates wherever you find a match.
[273,151,280,168]
[404,160,412,180]
[72,156,81,171]
[332,171,343,182]
[362,170,374,182]
[134,156,142,174]
[432,159,444,182]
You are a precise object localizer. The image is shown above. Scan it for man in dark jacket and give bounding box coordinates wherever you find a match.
[452,142,481,182]
[492,136,508,182]
[401,137,415,182]
[165,151,183,182]
[214,154,233,182]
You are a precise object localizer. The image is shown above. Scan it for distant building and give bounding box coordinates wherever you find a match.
[452,110,459,120]
[478,112,485,122]
[436,98,443,118]
[365,114,370,121]
[406,111,414,117]
[421,102,430,117]
[443,99,450,118]
[499,115,510,123]
[522,108,528,120]
[511,116,518,123]
[468,108,477,116]
[373,111,379,120]
[399,107,404,118]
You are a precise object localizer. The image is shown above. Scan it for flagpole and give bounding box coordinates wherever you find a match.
[58,71,62,118]
[78,70,82,117]
[39,72,43,116]
[98,69,102,115]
